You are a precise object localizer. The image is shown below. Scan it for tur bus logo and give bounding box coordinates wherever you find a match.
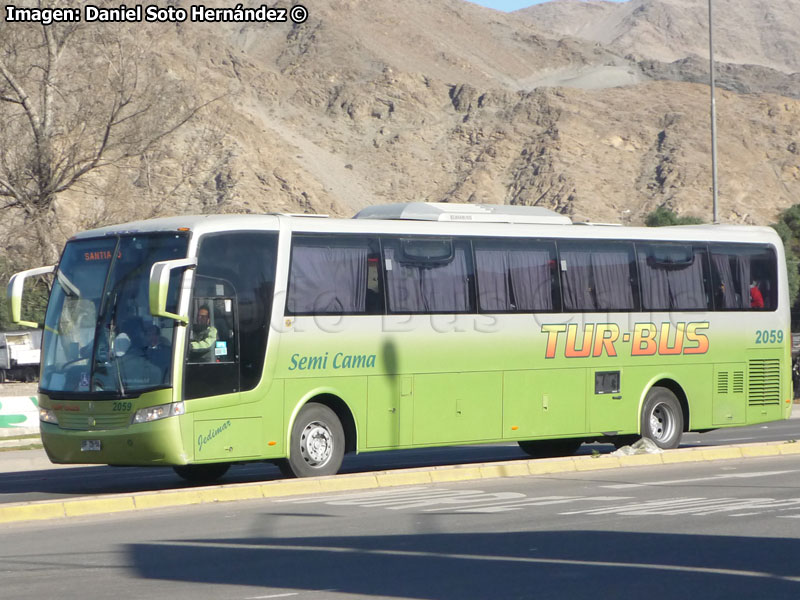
[541,322,710,359]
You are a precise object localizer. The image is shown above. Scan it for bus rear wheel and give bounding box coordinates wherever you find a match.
[281,403,345,478]
[641,387,683,449]
[173,463,230,483]
[518,439,583,458]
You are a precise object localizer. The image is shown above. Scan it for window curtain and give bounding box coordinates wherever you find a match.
[474,248,553,311]
[385,247,470,313]
[474,248,511,311]
[639,249,707,310]
[561,249,634,311]
[711,252,751,309]
[590,251,634,310]
[560,251,595,311]
[288,245,368,313]
[509,250,553,311]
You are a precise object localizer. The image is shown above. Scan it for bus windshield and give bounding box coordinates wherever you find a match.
[41,233,188,397]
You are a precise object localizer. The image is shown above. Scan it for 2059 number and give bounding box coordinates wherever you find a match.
[755,329,784,344]
[113,401,132,412]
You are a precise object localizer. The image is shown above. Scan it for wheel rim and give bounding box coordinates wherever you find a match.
[648,401,677,443]
[299,420,334,468]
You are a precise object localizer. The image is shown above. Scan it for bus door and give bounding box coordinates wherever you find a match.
[184,283,240,400]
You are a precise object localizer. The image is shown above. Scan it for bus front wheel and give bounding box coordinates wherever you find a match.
[280,403,345,478]
[641,387,683,449]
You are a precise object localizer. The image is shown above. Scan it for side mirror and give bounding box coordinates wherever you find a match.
[7,265,55,328]
[149,258,196,323]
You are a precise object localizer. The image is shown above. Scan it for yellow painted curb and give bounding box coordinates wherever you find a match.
[778,442,800,455]
[527,458,576,475]
[317,474,379,493]
[196,485,264,503]
[64,496,136,517]
[479,462,530,479]
[617,454,664,467]
[2,439,798,525]
[661,449,704,464]
[376,470,432,487]
[429,466,482,482]
[700,447,744,461]
[740,445,781,458]
[261,479,322,498]
[573,456,622,471]
[0,502,65,524]
[134,490,205,510]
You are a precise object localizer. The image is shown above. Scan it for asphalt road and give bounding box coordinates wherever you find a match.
[3,454,800,600]
[1,414,799,505]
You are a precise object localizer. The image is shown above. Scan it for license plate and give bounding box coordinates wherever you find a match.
[81,440,102,452]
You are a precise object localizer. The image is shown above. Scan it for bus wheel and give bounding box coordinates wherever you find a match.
[283,403,345,478]
[173,463,230,483]
[641,387,683,449]
[518,439,582,458]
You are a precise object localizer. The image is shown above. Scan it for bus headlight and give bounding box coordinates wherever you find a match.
[132,401,185,424]
[39,407,58,424]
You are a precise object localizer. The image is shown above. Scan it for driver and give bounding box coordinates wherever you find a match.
[189,305,217,362]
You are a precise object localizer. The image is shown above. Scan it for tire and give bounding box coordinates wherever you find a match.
[173,463,230,483]
[641,387,684,449]
[283,403,345,478]
[518,438,583,458]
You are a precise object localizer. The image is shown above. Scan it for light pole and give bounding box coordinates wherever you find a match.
[709,0,719,223]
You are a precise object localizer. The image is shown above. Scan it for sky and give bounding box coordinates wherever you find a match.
[468,0,627,12]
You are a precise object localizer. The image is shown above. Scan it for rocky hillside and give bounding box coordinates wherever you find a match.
[519,0,800,73]
[4,0,800,264]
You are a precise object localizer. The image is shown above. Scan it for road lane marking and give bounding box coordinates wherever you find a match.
[278,488,632,513]
[601,470,798,489]
[562,497,800,517]
[423,495,631,513]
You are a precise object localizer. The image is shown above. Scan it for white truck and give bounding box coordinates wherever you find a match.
[0,330,42,383]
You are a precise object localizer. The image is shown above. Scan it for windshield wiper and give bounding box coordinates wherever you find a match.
[56,270,81,297]
[107,292,126,397]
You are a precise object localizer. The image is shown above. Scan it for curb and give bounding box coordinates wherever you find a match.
[3,439,800,525]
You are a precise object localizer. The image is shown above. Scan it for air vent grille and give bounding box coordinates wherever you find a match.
[748,359,781,406]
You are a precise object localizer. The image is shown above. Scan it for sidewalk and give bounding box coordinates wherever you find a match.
[0,394,38,437]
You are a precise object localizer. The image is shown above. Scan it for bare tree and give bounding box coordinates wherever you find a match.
[0,4,214,265]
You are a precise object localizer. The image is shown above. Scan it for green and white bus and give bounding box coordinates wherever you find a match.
[7,203,793,480]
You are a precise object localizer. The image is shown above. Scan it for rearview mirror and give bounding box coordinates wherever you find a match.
[149,258,196,323]
[7,265,55,328]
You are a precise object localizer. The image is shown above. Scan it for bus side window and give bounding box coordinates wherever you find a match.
[382,237,475,314]
[637,243,711,311]
[287,235,381,315]
[558,241,637,312]
[473,238,558,313]
[709,244,777,311]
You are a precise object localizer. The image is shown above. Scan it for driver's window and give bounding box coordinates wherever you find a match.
[184,272,240,399]
[188,295,236,364]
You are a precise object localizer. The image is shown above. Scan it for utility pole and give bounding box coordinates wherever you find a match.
[709,0,720,223]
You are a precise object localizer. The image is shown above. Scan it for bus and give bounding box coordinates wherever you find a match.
[7,202,792,480]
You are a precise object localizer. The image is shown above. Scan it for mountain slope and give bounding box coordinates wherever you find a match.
[4,0,800,263]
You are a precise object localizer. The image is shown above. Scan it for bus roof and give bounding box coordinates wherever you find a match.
[353,202,573,225]
[70,210,780,247]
